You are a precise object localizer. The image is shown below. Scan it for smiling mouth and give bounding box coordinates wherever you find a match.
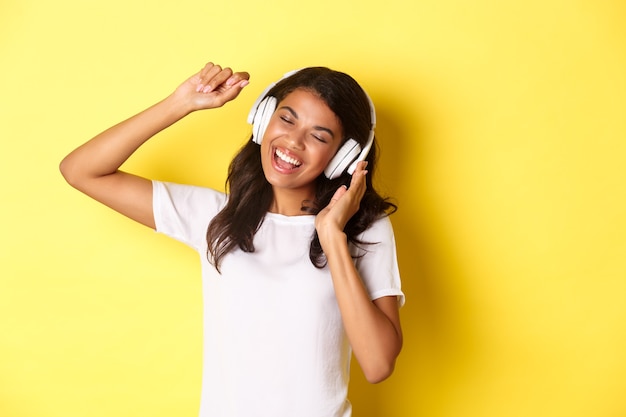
[275,148,302,168]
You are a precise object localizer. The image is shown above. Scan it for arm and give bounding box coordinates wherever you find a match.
[59,63,250,229]
[315,162,403,383]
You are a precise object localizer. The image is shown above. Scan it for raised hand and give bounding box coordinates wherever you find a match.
[315,161,368,245]
[173,62,250,112]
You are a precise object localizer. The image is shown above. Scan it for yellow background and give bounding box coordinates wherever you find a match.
[2,0,626,416]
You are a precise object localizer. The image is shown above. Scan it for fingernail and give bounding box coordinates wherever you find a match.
[196,84,204,92]
[202,85,212,93]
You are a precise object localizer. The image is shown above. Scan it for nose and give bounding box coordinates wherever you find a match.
[285,130,305,150]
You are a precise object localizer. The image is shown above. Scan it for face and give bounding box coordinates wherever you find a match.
[260,88,343,197]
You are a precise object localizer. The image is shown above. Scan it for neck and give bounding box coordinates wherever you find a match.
[269,188,315,216]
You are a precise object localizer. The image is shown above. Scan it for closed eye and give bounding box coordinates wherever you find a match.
[280,115,294,124]
[312,134,328,143]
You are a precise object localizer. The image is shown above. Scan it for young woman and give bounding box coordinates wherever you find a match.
[60,62,404,417]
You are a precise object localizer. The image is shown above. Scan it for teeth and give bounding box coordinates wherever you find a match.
[275,149,302,167]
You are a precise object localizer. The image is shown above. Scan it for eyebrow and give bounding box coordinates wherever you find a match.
[279,106,336,139]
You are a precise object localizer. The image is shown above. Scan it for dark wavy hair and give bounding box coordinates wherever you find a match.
[206,67,396,272]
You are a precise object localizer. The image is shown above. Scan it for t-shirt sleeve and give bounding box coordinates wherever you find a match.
[152,181,227,252]
[353,216,405,307]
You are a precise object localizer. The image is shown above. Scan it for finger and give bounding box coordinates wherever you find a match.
[199,62,216,78]
[196,64,232,93]
[225,71,251,87]
[354,160,369,177]
[349,162,368,191]
[195,63,221,92]
[321,185,347,213]
[201,67,234,94]
[210,78,250,106]
[330,185,348,203]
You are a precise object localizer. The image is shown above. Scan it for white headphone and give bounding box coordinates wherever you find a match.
[246,69,376,180]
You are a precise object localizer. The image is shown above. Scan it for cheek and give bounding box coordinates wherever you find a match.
[309,148,337,173]
[322,142,343,165]
[259,141,272,170]
[263,117,283,138]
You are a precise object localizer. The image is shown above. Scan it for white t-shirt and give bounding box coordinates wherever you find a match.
[152,181,404,417]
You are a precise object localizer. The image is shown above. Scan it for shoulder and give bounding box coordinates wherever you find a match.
[152,181,228,249]
[350,214,398,261]
[152,180,227,224]
[359,214,396,241]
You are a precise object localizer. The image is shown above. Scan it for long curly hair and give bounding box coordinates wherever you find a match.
[206,67,396,272]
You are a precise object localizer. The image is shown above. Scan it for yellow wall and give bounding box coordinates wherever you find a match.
[2,1,626,416]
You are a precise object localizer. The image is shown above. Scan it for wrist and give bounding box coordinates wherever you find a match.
[318,227,347,252]
[163,91,196,118]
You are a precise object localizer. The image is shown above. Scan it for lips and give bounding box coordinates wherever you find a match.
[274,148,302,171]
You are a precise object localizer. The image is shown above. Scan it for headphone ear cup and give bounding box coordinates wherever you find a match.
[251,96,277,144]
[324,139,361,179]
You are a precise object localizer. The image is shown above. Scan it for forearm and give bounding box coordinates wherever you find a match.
[60,93,191,185]
[323,231,403,383]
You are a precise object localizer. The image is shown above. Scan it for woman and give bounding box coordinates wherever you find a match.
[60,62,404,417]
